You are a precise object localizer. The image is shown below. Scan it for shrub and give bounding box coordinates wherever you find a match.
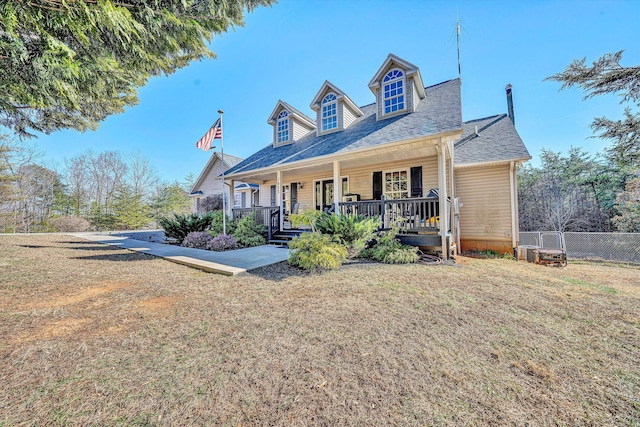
[207,234,239,251]
[290,210,325,232]
[288,232,348,272]
[315,213,380,257]
[199,194,223,214]
[361,227,419,264]
[159,212,214,242]
[209,210,236,236]
[49,216,91,232]
[232,213,266,247]
[316,213,380,244]
[181,231,214,249]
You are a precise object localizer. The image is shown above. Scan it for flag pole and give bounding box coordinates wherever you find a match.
[218,109,226,235]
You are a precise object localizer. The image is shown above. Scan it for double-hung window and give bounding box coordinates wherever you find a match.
[383,69,405,114]
[277,110,289,143]
[384,169,409,199]
[321,93,337,131]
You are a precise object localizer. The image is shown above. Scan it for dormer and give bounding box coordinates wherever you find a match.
[267,100,316,147]
[368,54,426,121]
[310,81,363,136]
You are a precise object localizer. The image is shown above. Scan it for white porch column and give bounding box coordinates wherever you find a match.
[447,140,457,255]
[333,160,341,212]
[228,179,235,216]
[437,140,449,259]
[276,170,283,230]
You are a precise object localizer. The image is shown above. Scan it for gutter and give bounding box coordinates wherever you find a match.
[225,128,464,180]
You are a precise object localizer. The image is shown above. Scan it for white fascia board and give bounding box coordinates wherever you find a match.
[225,128,463,180]
[454,156,532,169]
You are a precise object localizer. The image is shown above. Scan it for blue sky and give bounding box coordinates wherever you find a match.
[32,0,640,183]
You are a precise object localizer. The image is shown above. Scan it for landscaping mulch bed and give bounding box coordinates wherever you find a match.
[1,234,639,425]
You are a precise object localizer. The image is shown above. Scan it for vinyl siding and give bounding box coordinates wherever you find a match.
[194,160,224,196]
[253,156,441,213]
[292,119,313,141]
[406,79,414,112]
[343,104,358,128]
[455,164,512,247]
[411,79,421,112]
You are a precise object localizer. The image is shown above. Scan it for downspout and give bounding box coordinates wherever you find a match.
[509,161,517,255]
[513,161,521,250]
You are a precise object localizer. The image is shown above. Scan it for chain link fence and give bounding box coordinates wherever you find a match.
[520,231,640,264]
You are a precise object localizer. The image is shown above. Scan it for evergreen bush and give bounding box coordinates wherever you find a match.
[209,210,236,236]
[290,210,325,232]
[159,212,214,242]
[315,213,380,257]
[360,227,419,264]
[288,232,347,272]
[232,212,266,247]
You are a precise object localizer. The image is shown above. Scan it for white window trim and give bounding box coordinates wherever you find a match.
[321,93,338,132]
[276,110,290,144]
[382,68,407,116]
[313,175,349,209]
[382,168,410,199]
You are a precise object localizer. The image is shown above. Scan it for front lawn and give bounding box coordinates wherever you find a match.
[1,234,638,425]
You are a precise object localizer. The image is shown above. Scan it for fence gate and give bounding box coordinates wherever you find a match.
[520,232,640,264]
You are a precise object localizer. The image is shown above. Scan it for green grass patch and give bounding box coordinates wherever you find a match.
[563,277,618,294]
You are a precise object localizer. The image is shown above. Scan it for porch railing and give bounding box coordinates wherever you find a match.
[232,206,280,240]
[232,197,442,236]
[338,197,441,232]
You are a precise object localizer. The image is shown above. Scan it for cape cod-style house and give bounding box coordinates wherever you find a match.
[215,54,530,259]
[189,152,259,212]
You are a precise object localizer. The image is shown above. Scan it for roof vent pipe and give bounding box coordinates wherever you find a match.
[506,84,515,125]
[474,125,479,136]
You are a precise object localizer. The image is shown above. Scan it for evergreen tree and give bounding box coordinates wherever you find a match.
[0,0,274,137]
[613,177,640,232]
[518,148,614,232]
[547,51,640,169]
[112,185,150,230]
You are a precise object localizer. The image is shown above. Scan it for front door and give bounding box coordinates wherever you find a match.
[315,179,334,212]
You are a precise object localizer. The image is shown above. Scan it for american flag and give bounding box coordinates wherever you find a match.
[195,118,222,151]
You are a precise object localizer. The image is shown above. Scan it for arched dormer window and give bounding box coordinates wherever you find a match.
[383,69,405,114]
[321,93,337,131]
[277,110,289,143]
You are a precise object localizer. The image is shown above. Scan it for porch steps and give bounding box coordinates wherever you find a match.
[268,230,304,246]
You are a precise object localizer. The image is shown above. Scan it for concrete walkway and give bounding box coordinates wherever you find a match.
[70,232,290,276]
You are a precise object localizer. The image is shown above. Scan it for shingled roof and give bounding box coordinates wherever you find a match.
[225,78,463,176]
[455,115,531,166]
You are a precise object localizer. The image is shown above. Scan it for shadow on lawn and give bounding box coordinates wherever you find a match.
[245,261,313,281]
[70,252,153,262]
[65,245,122,251]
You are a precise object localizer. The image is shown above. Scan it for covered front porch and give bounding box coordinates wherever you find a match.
[232,195,453,252]
[226,135,459,258]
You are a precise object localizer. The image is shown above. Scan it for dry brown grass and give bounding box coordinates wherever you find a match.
[1,234,639,426]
